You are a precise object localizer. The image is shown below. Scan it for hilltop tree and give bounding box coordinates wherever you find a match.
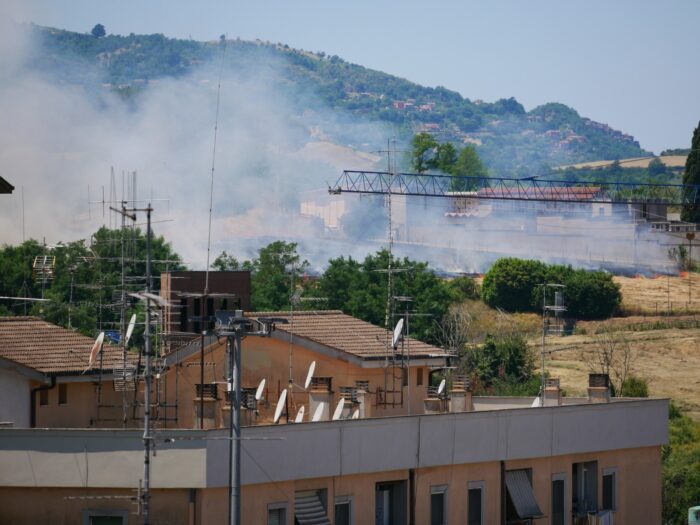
[450,144,488,191]
[91,24,106,38]
[682,121,700,222]
[410,133,439,173]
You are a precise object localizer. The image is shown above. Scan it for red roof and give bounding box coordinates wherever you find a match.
[0,317,126,374]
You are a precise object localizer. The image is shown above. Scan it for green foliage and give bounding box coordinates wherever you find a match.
[91,24,106,38]
[481,258,547,312]
[0,227,184,336]
[662,404,700,525]
[31,25,650,174]
[462,332,534,392]
[562,269,621,319]
[450,145,488,191]
[213,241,307,311]
[313,249,460,343]
[647,157,667,176]
[618,375,649,397]
[481,258,621,319]
[682,121,700,222]
[446,276,480,301]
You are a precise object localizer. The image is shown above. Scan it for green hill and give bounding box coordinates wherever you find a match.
[27,25,650,175]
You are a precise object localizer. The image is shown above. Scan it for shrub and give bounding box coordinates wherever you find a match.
[618,375,649,397]
[481,258,621,319]
[481,258,547,312]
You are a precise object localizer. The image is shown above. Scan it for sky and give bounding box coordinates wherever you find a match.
[8,0,700,154]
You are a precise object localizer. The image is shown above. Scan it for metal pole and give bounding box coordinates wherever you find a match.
[228,332,242,525]
[541,285,546,406]
[120,204,127,428]
[143,205,152,525]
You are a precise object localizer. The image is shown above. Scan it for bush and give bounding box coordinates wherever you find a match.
[618,375,649,397]
[467,333,534,386]
[481,258,621,319]
[481,258,547,312]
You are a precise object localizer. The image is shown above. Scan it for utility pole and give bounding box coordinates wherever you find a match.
[143,204,153,525]
[216,312,287,525]
[687,232,695,306]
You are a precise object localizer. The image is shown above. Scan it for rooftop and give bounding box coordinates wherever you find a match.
[248,310,450,360]
[0,316,125,375]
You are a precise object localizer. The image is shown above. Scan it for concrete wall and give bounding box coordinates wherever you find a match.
[0,399,667,524]
[0,367,31,427]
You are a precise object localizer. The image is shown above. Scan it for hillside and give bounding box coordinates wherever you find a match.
[27,25,650,174]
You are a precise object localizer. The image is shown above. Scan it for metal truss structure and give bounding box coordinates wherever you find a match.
[330,170,700,206]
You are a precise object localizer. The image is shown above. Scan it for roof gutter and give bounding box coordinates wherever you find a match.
[30,376,56,428]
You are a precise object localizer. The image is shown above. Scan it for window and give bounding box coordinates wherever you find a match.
[402,368,408,387]
[467,481,484,525]
[58,383,68,405]
[39,388,48,406]
[505,469,542,522]
[417,368,424,386]
[335,496,352,525]
[551,476,565,525]
[602,469,617,511]
[267,503,286,525]
[82,509,128,525]
[430,485,447,525]
[573,461,598,515]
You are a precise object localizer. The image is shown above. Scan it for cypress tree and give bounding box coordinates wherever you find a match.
[682,121,700,222]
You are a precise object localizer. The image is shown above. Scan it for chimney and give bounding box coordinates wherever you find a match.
[543,378,562,407]
[355,380,371,419]
[449,375,473,412]
[308,377,333,420]
[587,374,611,403]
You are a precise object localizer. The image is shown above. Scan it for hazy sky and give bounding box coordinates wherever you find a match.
[10,0,700,154]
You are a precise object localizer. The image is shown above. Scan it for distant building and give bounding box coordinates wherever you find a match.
[160,270,252,334]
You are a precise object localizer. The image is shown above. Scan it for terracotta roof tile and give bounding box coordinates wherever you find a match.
[0,316,126,374]
[248,311,449,360]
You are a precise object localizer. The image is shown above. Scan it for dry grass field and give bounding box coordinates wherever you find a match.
[614,273,700,315]
[541,327,700,419]
[556,155,687,170]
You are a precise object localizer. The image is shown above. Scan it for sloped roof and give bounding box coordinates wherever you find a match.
[248,310,449,360]
[0,316,126,374]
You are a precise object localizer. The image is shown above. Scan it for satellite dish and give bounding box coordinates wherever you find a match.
[332,398,345,421]
[85,332,105,372]
[392,318,404,349]
[311,402,325,422]
[531,395,541,408]
[255,378,266,401]
[304,361,316,390]
[437,378,446,396]
[273,389,288,424]
[295,405,305,423]
[124,314,136,345]
[351,409,360,420]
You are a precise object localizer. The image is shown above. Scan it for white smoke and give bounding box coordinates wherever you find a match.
[0,20,682,275]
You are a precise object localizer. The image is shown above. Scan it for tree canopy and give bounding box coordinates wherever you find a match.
[682,121,700,222]
[481,257,621,319]
[0,227,184,336]
[91,24,106,38]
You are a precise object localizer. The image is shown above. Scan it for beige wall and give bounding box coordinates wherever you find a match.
[2,445,659,524]
[38,336,432,430]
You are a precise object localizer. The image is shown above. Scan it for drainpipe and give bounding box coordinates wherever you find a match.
[30,376,55,428]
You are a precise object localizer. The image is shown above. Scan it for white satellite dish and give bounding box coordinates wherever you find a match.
[85,332,105,372]
[273,389,288,424]
[124,314,136,345]
[311,402,325,422]
[392,318,404,349]
[255,378,266,401]
[332,399,345,421]
[304,361,316,390]
[530,395,541,408]
[351,409,360,420]
[437,378,446,396]
[295,405,305,423]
